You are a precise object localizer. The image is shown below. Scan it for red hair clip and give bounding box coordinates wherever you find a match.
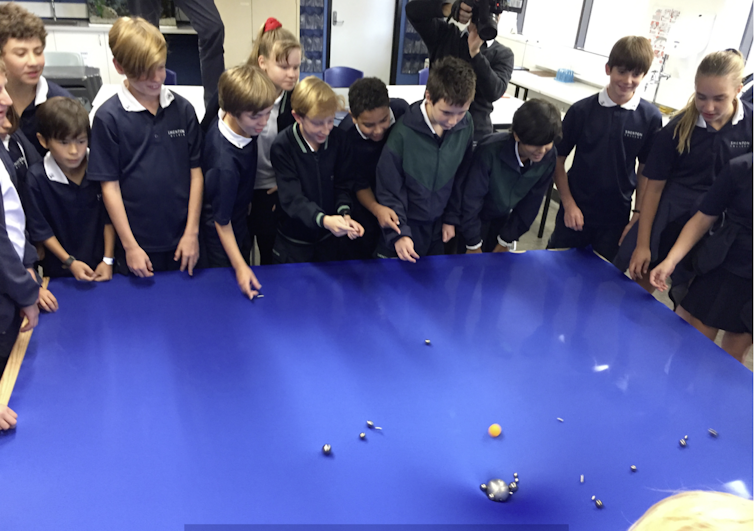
[264,17,283,32]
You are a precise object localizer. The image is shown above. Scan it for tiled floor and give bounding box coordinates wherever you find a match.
[519,197,754,371]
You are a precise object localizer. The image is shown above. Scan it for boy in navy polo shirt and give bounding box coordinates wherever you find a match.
[25,97,113,280]
[201,64,276,298]
[462,99,562,253]
[376,56,475,262]
[89,17,203,278]
[0,3,73,156]
[546,36,661,261]
[270,76,363,264]
[338,77,408,259]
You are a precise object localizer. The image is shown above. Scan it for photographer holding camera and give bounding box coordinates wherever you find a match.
[406,0,514,142]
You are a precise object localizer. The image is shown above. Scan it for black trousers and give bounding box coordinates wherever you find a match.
[0,312,22,377]
[248,189,280,266]
[376,218,444,258]
[272,233,341,264]
[547,207,624,262]
[127,0,225,106]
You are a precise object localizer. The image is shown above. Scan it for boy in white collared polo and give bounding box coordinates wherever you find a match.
[88,17,203,278]
[546,36,662,261]
[200,64,276,298]
[0,3,74,156]
[25,97,114,280]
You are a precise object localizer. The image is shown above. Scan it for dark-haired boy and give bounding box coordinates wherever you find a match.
[0,3,74,156]
[339,77,409,259]
[462,99,562,253]
[546,36,662,261]
[376,56,475,262]
[25,97,114,280]
[201,64,276,299]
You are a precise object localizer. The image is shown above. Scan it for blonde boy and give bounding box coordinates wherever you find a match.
[88,17,203,277]
[201,64,276,298]
[270,76,363,263]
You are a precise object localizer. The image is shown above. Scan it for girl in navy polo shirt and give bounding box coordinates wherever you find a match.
[650,154,753,363]
[617,49,752,299]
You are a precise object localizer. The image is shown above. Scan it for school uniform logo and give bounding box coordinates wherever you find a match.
[167,129,186,138]
[13,159,24,169]
[624,130,643,139]
[730,140,751,149]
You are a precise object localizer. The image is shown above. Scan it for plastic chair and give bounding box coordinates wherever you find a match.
[45,51,85,67]
[324,66,363,88]
[165,68,178,85]
[418,67,429,85]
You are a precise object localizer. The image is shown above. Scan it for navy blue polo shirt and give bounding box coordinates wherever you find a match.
[25,153,107,278]
[88,84,202,253]
[698,153,752,277]
[557,88,662,227]
[644,99,753,191]
[20,76,74,156]
[3,129,42,211]
[201,111,258,244]
[340,99,409,192]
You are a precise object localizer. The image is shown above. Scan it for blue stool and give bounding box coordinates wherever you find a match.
[418,67,429,85]
[324,66,364,88]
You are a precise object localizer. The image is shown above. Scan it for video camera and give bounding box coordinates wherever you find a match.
[459,0,524,41]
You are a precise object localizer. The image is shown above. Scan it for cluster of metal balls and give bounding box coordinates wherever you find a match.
[480,473,519,502]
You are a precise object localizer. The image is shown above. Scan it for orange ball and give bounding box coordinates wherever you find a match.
[488,423,502,438]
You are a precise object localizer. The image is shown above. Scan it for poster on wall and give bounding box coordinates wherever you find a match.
[648,8,680,66]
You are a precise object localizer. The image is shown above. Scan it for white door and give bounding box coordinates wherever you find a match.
[329,0,395,83]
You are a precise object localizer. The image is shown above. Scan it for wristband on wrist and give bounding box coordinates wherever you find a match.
[62,255,76,269]
[102,257,114,266]
[632,209,641,214]
[496,236,516,250]
[466,241,483,250]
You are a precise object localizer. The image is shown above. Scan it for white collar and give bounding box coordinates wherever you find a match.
[598,86,641,111]
[514,141,525,167]
[43,151,70,185]
[117,81,175,112]
[217,109,252,149]
[695,95,745,128]
[34,75,49,106]
[2,135,9,150]
[420,99,438,136]
[355,108,396,140]
[302,132,317,152]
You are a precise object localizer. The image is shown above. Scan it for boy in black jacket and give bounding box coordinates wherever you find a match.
[270,76,363,263]
[376,56,475,262]
[406,0,514,141]
[339,77,409,259]
[462,99,562,253]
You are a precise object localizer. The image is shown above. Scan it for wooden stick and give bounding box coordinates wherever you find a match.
[0,278,49,406]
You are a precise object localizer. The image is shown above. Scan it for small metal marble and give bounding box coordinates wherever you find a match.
[359,432,366,440]
[595,499,603,509]
[630,465,637,472]
[557,418,564,422]
[708,428,718,437]
[322,444,332,455]
[679,439,687,447]
[425,339,431,345]
[580,474,584,483]
[591,496,596,501]
[684,435,688,440]
[508,482,518,493]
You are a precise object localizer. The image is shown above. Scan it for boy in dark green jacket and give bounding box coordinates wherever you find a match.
[375,56,475,262]
[462,99,562,253]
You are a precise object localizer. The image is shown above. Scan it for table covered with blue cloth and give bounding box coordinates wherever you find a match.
[2,249,751,530]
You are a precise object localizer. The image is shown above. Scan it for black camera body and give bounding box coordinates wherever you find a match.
[460,0,522,41]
